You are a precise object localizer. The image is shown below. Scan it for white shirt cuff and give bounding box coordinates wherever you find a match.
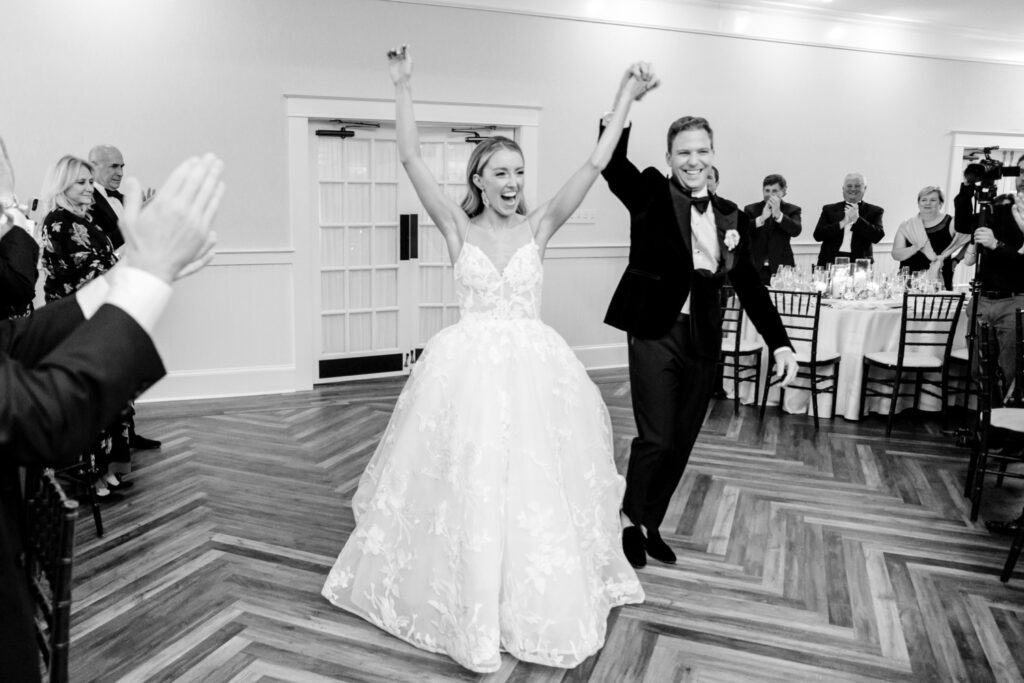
[103,265,173,336]
[773,346,794,361]
[74,274,112,319]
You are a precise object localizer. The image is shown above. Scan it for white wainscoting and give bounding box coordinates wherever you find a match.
[139,250,299,402]
[543,243,630,369]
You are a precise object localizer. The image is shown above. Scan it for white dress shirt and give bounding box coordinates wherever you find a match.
[682,189,718,315]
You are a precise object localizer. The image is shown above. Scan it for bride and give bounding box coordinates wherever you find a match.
[322,46,657,673]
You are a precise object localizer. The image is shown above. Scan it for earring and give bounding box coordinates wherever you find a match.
[482,193,490,207]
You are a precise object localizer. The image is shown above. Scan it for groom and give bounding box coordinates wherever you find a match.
[601,114,798,568]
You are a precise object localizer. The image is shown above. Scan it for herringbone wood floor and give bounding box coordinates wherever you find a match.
[67,371,1024,682]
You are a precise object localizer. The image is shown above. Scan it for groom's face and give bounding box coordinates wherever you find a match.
[666,129,714,192]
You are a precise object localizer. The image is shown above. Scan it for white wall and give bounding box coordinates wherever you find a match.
[3,0,1023,399]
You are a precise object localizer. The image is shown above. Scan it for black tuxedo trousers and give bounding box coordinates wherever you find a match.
[624,316,716,529]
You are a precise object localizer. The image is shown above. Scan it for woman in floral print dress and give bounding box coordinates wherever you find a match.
[39,155,131,496]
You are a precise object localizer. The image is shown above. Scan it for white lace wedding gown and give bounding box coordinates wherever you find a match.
[322,234,644,673]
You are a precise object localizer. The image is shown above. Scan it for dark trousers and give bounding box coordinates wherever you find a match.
[623,315,717,531]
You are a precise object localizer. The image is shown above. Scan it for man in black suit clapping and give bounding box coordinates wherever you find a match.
[743,173,802,283]
[813,172,884,266]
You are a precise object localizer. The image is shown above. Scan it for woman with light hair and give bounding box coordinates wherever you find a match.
[891,185,967,290]
[39,154,131,497]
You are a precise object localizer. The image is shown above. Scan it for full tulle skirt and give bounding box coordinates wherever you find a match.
[322,317,644,673]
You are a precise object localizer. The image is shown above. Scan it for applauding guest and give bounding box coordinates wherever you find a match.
[1,148,224,683]
[743,173,802,284]
[891,186,966,290]
[814,172,884,266]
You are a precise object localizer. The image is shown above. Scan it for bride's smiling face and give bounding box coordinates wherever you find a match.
[474,149,525,216]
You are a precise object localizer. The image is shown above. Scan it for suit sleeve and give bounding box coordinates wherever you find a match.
[954,184,975,235]
[0,304,166,466]
[813,205,841,243]
[0,226,39,317]
[599,123,650,213]
[728,212,791,352]
[775,205,802,237]
[852,206,884,244]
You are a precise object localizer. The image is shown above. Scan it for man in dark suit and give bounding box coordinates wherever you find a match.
[89,144,162,452]
[1,150,224,682]
[743,173,802,283]
[813,172,884,266]
[602,113,797,569]
[88,144,127,249]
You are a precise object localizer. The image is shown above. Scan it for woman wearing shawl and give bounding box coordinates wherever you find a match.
[891,185,968,290]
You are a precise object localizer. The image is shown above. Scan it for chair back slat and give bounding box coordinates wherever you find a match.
[720,285,744,351]
[897,293,964,363]
[976,322,1001,414]
[25,468,78,683]
[766,289,822,358]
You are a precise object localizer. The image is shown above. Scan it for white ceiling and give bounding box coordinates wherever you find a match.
[705,0,1024,40]
[393,0,1024,64]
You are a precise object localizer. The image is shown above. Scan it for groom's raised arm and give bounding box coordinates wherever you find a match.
[599,123,650,212]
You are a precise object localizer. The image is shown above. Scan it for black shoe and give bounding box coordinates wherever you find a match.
[130,434,162,450]
[986,518,1023,535]
[644,529,677,564]
[622,526,646,568]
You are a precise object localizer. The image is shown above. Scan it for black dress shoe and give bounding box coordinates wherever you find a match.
[986,518,1023,535]
[130,434,162,450]
[622,526,646,568]
[644,529,677,564]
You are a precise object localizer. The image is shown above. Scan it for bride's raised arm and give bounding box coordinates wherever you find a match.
[531,63,658,249]
[387,46,468,258]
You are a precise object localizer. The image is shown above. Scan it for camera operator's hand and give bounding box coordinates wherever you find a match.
[974,227,999,250]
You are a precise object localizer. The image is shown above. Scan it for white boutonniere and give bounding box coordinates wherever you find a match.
[724,229,740,251]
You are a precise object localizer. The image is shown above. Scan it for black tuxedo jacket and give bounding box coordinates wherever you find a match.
[601,126,790,359]
[0,225,39,319]
[0,296,164,680]
[813,200,884,266]
[742,200,802,272]
[89,190,125,249]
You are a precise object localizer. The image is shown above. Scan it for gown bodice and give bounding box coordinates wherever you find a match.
[454,240,542,322]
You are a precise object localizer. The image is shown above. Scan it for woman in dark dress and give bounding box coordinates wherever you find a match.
[891,185,968,290]
[39,155,131,496]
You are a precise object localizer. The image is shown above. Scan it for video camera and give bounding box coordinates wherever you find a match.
[964,146,1022,204]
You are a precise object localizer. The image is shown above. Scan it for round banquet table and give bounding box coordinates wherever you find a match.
[729,298,969,420]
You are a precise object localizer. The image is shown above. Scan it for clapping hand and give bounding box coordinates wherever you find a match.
[767,195,782,220]
[119,154,225,282]
[387,44,412,84]
[843,203,859,226]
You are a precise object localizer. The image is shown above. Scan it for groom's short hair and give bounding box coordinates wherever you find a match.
[666,116,714,153]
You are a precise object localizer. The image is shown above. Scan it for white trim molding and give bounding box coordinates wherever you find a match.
[379,0,1024,66]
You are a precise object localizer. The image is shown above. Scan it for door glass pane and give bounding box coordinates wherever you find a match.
[318,138,344,179]
[446,142,472,182]
[319,184,345,224]
[374,269,397,307]
[322,314,346,353]
[376,311,398,348]
[347,185,371,223]
[375,226,398,265]
[348,270,372,308]
[420,266,445,302]
[374,184,398,223]
[321,271,345,310]
[349,313,372,351]
[421,142,444,178]
[374,140,398,180]
[321,228,345,267]
[347,227,371,266]
[344,139,371,179]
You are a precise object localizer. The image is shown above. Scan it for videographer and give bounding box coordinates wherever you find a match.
[955,156,1024,397]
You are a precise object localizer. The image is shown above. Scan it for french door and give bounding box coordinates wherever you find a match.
[312,122,512,382]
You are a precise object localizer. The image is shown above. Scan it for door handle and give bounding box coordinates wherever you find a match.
[400,214,410,261]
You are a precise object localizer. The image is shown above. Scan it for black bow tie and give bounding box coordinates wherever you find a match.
[691,196,711,214]
[107,189,123,202]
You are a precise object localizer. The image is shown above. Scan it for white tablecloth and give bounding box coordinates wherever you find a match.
[730,300,968,420]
